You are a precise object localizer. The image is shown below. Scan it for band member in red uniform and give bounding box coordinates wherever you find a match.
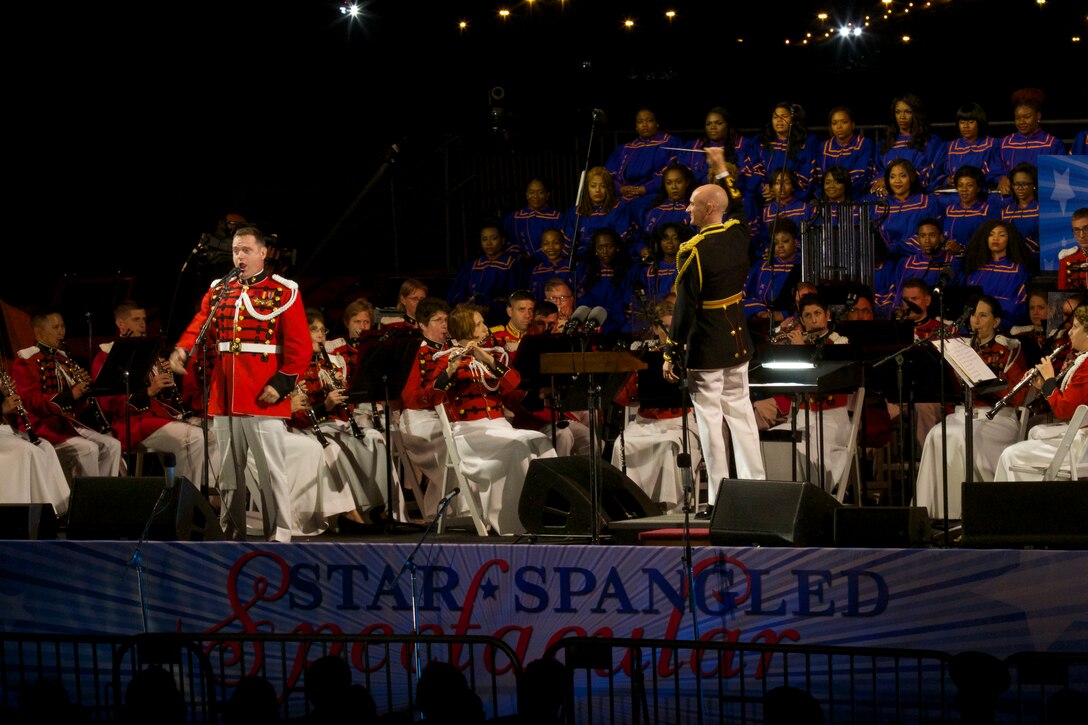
[398,297,453,521]
[169,225,310,542]
[429,304,555,534]
[663,158,766,519]
[915,294,1028,520]
[93,301,216,488]
[13,310,122,479]
[489,290,535,359]
[1057,208,1088,291]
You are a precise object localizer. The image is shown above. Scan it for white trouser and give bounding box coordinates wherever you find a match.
[0,425,71,516]
[688,364,766,505]
[214,416,292,542]
[53,426,123,479]
[141,420,220,488]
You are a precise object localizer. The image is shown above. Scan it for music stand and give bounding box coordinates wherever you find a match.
[939,285,984,329]
[89,336,162,469]
[540,348,645,543]
[348,327,422,530]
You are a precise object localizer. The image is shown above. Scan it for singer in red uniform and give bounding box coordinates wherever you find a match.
[170,225,310,542]
[663,158,766,518]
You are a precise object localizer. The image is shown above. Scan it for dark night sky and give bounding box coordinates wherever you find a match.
[6,0,1085,318]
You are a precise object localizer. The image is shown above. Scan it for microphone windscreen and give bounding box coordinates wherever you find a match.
[569,306,591,324]
[587,306,608,326]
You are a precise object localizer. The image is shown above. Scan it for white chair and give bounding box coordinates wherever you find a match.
[1009,404,1088,480]
[832,386,866,504]
[433,404,489,536]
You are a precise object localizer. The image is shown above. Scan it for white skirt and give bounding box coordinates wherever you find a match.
[0,425,71,516]
[610,415,701,513]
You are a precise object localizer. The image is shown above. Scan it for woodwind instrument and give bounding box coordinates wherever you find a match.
[151,356,188,418]
[294,381,331,448]
[0,366,41,444]
[986,343,1070,419]
[57,351,112,434]
[769,317,801,344]
[317,350,365,440]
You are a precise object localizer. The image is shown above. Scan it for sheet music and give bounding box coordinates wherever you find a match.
[930,337,997,387]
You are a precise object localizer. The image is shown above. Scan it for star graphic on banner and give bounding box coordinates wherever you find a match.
[0,591,33,632]
[478,579,498,600]
[1050,167,1075,216]
[965,555,1088,651]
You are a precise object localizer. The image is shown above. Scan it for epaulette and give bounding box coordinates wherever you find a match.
[16,346,40,359]
[325,338,347,352]
[489,324,505,334]
[99,341,114,354]
[1058,246,1081,261]
[272,274,298,290]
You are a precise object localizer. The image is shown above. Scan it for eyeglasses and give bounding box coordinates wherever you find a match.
[1073,226,1088,237]
[547,295,572,302]
[310,327,329,335]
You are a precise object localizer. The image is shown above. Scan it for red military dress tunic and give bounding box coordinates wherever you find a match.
[176,271,310,417]
[92,341,174,448]
[12,343,92,445]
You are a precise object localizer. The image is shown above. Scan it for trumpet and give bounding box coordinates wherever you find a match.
[0,366,41,445]
[987,343,1070,419]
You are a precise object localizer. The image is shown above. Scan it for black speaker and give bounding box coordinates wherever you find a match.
[519,456,659,535]
[961,481,1088,549]
[710,480,841,547]
[0,504,59,540]
[834,506,931,548]
[66,476,225,541]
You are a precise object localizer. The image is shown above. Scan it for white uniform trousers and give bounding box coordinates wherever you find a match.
[450,418,557,535]
[770,405,851,492]
[688,364,766,505]
[140,420,219,489]
[0,425,71,516]
[994,423,1088,481]
[399,408,451,520]
[52,425,122,480]
[610,415,702,513]
[914,405,1020,519]
[318,420,387,512]
[214,415,293,542]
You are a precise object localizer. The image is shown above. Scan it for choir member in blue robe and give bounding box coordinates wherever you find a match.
[576,228,636,335]
[997,90,1066,195]
[743,101,820,211]
[744,217,802,321]
[872,158,943,259]
[937,102,1003,190]
[564,166,639,259]
[818,106,876,200]
[448,222,528,325]
[962,220,1031,328]
[674,106,747,184]
[528,228,574,301]
[1001,162,1041,270]
[638,162,695,260]
[605,107,678,215]
[940,165,1000,252]
[503,177,568,261]
[877,219,961,318]
[1072,130,1087,156]
[638,222,690,305]
[752,168,816,260]
[873,93,945,193]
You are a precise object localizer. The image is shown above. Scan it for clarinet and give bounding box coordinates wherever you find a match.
[986,343,1071,419]
[295,381,331,448]
[58,351,113,434]
[318,350,366,440]
[0,367,41,444]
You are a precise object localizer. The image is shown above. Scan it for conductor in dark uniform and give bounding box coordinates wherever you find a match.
[663,166,766,518]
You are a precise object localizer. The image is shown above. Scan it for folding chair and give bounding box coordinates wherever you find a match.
[1009,404,1088,480]
[832,386,866,504]
[433,404,489,536]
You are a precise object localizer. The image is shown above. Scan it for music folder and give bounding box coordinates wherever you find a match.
[88,336,162,397]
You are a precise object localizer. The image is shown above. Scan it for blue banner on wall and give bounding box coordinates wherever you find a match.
[1040,156,1088,271]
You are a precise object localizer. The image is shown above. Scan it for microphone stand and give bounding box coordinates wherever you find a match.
[395,488,459,680]
[187,275,235,498]
[568,110,603,303]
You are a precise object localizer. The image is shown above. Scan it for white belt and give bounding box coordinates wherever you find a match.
[218,342,283,354]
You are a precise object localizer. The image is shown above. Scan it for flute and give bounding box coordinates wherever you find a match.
[986,343,1070,419]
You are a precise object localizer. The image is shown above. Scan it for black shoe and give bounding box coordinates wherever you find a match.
[695,506,714,521]
[335,514,372,536]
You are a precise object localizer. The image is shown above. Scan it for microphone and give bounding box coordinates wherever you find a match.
[564,305,591,335]
[216,267,242,285]
[581,306,608,334]
[902,299,924,315]
[953,304,974,330]
[933,263,955,295]
[439,487,460,507]
[592,108,607,122]
[163,452,177,490]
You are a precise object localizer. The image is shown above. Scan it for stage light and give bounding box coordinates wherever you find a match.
[338,2,361,19]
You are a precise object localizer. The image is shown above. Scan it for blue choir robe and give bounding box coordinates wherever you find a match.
[940,198,1000,250]
[605,131,678,200]
[675,136,748,184]
[564,202,638,259]
[528,259,574,301]
[503,206,568,261]
[966,258,1029,327]
[872,192,943,259]
[1072,130,1087,156]
[999,129,1066,174]
[877,133,945,192]
[818,133,877,199]
[1001,198,1041,266]
[877,249,961,318]
[448,251,527,322]
[639,201,694,258]
[743,134,820,202]
[743,254,800,319]
[637,258,678,304]
[938,137,1003,189]
[576,262,636,335]
[752,199,815,260]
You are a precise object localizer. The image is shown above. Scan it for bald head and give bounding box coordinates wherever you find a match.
[687,184,728,228]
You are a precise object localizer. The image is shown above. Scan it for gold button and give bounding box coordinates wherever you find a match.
[730,330,736,336]
[234,337,241,343]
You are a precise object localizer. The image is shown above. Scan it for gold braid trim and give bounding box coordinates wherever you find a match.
[672,219,740,295]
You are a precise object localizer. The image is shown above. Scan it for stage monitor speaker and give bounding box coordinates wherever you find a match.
[961,481,1088,549]
[66,476,225,541]
[519,456,660,536]
[0,504,59,540]
[834,506,931,548]
[710,480,841,547]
